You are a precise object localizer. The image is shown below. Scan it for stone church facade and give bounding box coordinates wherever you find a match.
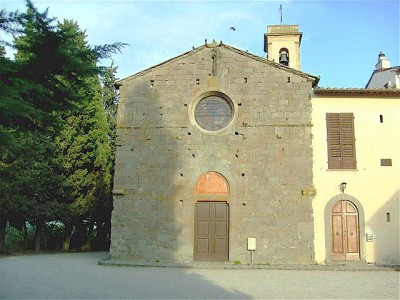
[110,25,320,264]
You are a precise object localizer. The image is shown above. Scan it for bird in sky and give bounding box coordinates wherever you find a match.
[230,26,236,31]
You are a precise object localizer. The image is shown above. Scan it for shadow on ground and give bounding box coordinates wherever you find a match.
[0,252,250,299]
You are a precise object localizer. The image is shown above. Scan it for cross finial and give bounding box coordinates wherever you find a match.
[280,4,283,25]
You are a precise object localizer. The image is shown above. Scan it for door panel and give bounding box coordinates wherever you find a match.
[332,215,344,254]
[331,201,360,261]
[346,202,356,213]
[214,239,228,254]
[195,239,209,254]
[214,221,227,236]
[332,201,342,213]
[346,215,359,254]
[196,221,210,235]
[197,203,210,218]
[215,203,228,218]
[194,202,229,261]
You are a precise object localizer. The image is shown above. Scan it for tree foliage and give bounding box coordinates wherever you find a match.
[0,0,124,148]
[0,0,123,253]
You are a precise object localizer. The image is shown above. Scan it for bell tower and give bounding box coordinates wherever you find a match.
[264,25,302,70]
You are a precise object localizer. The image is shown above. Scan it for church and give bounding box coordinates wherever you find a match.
[110,24,400,265]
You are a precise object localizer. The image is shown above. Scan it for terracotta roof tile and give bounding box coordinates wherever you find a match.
[313,87,400,96]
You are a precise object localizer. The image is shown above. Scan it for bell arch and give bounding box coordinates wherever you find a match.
[195,172,229,195]
[279,48,289,66]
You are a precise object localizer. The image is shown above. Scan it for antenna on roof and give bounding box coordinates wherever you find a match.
[280,4,283,25]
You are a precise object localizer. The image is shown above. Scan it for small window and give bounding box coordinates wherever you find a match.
[326,113,357,169]
[386,213,391,222]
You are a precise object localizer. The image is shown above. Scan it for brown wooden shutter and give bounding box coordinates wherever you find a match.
[327,113,342,169]
[326,113,356,169]
[340,113,356,169]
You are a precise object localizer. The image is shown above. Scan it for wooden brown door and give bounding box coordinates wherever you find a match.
[331,201,360,261]
[194,202,229,261]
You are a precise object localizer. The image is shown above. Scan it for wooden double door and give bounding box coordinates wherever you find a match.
[331,200,360,261]
[194,202,229,261]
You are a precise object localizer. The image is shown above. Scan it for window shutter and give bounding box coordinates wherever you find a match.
[340,113,356,169]
[327,113,342,169]
[326,113,356,169]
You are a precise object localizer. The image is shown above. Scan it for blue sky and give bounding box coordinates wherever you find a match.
[2,0,399,88]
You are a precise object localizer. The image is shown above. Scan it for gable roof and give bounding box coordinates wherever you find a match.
[116,41,320,87]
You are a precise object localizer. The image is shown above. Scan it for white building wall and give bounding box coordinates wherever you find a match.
[367,69,400,89]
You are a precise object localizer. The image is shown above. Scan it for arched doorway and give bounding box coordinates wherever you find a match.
[194,172,229,262]
[331,200,360,261]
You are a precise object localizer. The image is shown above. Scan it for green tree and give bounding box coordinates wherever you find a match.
[0,131,65,252]
[0,1,124,253]
[54,19,116,251]
[101,64,119,153]
[0,0,124,149]
[56,75,112,250]
[95,65,119,249]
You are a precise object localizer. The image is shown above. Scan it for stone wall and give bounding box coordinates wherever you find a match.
[110,44,315,264]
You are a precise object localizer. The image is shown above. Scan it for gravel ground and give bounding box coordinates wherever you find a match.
[1,252,399,299]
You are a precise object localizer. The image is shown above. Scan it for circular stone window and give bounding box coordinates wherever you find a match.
[194,94,234,132]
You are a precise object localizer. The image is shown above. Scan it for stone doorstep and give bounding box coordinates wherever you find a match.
[98,259,398,271]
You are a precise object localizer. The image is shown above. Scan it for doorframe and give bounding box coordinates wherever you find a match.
[324,194,366,263]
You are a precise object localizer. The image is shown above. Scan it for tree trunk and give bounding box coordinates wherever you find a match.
[34,219,44,252]
[0,216,6,254]
[82,217,93,251]
[73,219,85,250]
[62,221,73,251]
[95,220,109,250]
[23,221,28,251]
[99,213,111,250]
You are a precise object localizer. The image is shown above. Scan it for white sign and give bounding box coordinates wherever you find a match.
[247,238,256,250]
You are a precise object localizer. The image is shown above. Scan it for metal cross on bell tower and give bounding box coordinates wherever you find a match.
[280,4,283,25]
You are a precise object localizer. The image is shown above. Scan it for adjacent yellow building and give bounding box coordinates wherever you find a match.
[312,88,400,265]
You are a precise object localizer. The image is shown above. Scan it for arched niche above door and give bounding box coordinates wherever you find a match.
[195,172,229,195]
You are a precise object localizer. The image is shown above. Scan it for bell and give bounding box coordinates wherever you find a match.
[279,53,289,66]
